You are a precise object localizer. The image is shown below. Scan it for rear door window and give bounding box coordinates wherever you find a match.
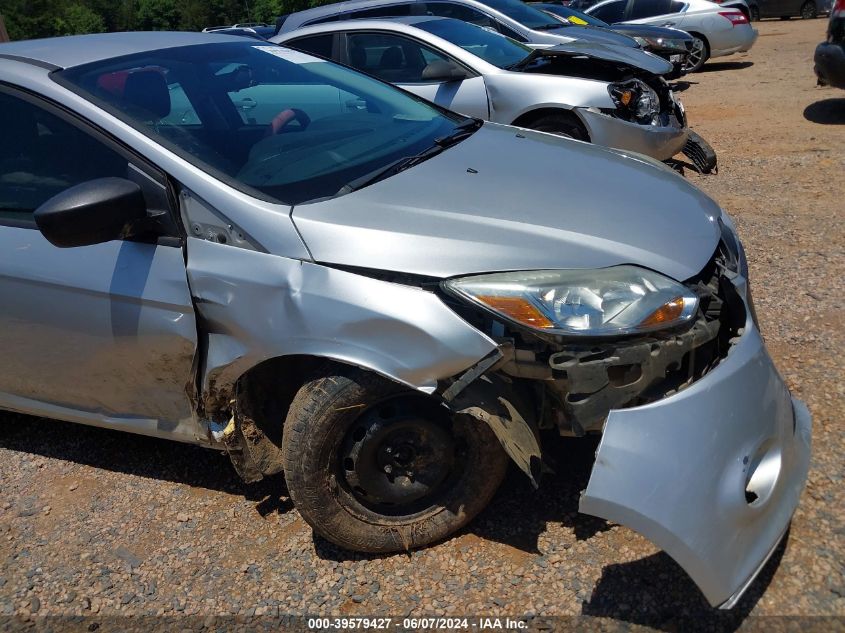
[346,32,452,83]
[285,33,335,59]
[629,0,673,18]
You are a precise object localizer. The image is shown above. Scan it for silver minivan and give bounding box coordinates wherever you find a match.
[0,32,809,610]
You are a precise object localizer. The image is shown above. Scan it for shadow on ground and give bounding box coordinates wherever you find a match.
[803,98,845,124]
[700,61,754,72]
[668,80,697,92]
[1,412,781,628]
[0,411,288,507]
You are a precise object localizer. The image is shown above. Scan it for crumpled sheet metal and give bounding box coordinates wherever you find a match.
[185,238,497,418]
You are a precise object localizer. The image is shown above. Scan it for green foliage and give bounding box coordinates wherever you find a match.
[54,3,106,35]
[0,0,341,40]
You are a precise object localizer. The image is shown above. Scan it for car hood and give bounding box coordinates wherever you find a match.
[291,123,721,281]
[610,24,694,42]
[523,41,674,75]
[546,24,641,47]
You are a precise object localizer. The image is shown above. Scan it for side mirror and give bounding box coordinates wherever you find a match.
[34,177,148,248]
[421,60,471,82]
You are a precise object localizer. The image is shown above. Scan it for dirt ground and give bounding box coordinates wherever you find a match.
[1,17,843,630]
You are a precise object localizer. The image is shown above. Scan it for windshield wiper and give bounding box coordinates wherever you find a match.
[335,118,482,196]
[534,23,567,30]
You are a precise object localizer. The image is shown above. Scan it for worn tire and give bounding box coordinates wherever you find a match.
[750,4,760,20]
[526,113,589,141]
[281,365,509,553]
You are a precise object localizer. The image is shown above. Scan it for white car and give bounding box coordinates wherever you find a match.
[586,0,759,71]
[273,17,693,161]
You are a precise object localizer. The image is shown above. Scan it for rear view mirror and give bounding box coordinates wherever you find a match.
[34,177,148,248]
[421,60,471,82]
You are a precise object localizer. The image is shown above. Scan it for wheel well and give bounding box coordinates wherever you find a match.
[688,31,710,53]
[233,355,407,446]
[511,108,589,140]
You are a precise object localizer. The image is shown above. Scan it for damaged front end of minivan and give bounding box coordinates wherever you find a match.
[431,239,811,609]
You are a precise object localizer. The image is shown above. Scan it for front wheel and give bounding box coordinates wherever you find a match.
[281,365,509,553]
[684,36,710,73]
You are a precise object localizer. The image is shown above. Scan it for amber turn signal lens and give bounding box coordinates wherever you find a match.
[477,296,555,329]
[619,90,633,106]
[640,297,686,328]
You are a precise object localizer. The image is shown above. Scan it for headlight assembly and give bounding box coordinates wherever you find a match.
[634,36,688,51]
[443,266,699,337]
[608,79,661,124]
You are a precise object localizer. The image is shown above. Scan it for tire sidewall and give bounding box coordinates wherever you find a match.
[282,369,508,553]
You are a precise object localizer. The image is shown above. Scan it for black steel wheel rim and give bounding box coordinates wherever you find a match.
[339,397,462,514]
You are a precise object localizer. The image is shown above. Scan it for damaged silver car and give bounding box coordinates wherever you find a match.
[273,17,692,162]
[0,32,809,609]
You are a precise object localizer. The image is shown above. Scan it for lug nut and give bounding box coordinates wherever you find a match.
[384,465,393,474]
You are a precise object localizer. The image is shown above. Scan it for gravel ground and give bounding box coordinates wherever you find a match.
[2,18,844,630]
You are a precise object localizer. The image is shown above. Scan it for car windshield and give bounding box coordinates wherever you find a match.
[539,4,611,26]
[477,0,569,29]
[416,18,533,68]
[56,41,466,205]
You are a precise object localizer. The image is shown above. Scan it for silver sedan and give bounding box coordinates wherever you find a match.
[273,17,691,161]
[0,31,809,609]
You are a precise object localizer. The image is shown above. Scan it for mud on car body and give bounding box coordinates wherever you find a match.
[0,32,808,609]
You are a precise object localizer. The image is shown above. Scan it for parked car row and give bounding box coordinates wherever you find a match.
[580,0,758,71]
[529,2,696,76]
[0,0,806,613]
[273,17,692,161]
[209,0,732,171]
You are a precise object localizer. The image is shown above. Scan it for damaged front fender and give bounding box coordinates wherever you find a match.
[185,238,498,421]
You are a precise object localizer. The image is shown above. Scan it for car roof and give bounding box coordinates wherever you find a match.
[0,31,250,70]
[274,15,453,40]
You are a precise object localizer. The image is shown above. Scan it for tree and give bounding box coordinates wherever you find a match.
[135,0,180,30]
[54,3,106,35]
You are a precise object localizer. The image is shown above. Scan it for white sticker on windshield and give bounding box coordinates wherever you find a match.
[253,46,325,64]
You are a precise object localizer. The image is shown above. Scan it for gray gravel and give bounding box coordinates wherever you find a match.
[1,19,843,629]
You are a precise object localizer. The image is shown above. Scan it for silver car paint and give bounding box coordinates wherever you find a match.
[293,122,719,280]
[185,237,497,412]
[0,48,497,420]
[0,35,809,608]
[274,20,685,159]
[0,226,203,443]
[581,274,812,608]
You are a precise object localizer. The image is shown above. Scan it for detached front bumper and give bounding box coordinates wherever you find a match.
[577,108,689,161]
[579,276,812,608]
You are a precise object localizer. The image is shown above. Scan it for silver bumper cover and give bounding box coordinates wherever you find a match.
[579,278,812,608]
[578,108,689,161]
